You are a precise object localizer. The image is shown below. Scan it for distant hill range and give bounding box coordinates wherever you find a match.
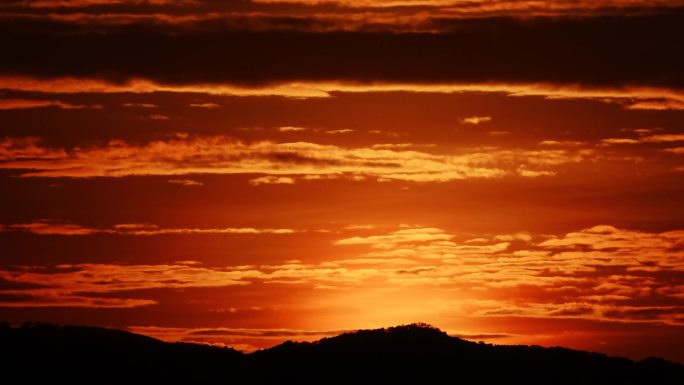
[1,322,682,384]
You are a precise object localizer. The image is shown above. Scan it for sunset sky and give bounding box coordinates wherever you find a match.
[1,0,684,362]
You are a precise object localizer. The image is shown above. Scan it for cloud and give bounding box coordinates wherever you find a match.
[488,131,508,136]
[370,143,419,149]
[251,0,684,13]
[278,126,307,132]
[0,135,598,180]
[3,2,683,37]
[6,0,683,16]
[601,138,640,145]
[3,221,297,236]
[538,225,684,252]
[122,102,158,108]
[462,116,492,125]
[147,114,170,120]
[249,176,296,185]
[332,225,684,324]
[8,222,101,235]
[122,224,297,235]
[189,102,220,109]
[342,224,377,230]
[335,228,453,248]
[0,293,155,308]
[1,225,683,327]
[11,0,192,7]
[516,166,556,177]
[625,99,684,110]
[167,178,203,186]
[1,11,683,92]
[325,129,355,135]
[601,134,684,148]
[539,140,585,147]
[663,147,684,154]
[642,134,684,143]
[0,263,264,308]
[0,137,67,159]
[2,76,683,111]
[0,99,94,110]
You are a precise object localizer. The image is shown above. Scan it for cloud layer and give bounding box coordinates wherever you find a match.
[1,10,683,90]
[3,222,297,236]
[0,136,597,180]
[1,225,682,327]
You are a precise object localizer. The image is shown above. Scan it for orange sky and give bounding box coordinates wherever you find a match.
[0,0,683,364]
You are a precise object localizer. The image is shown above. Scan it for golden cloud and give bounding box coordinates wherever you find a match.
[167,178,204,186]
[462,116,492,125]
[0,136,596,181]
[5,221,297,235]
[2,225,682,326]
[252,0,684,13]
[1,77,684,110]
[18,0,193,7]
[0,99,95,110]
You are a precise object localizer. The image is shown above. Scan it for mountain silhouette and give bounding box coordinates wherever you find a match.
[1,322,682,385]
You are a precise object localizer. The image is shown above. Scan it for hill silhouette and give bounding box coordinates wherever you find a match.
[1,322,682,385]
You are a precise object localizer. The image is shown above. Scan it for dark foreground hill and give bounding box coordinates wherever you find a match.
[1,322,682,385]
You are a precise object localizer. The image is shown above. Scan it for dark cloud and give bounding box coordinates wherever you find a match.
[0,276,49,290]
[0,292,46,302]
[0,11,683,88]
[548,307,596,317]
[603,307,684,321]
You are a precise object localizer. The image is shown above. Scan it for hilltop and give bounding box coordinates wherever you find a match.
[1,322,682,384]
